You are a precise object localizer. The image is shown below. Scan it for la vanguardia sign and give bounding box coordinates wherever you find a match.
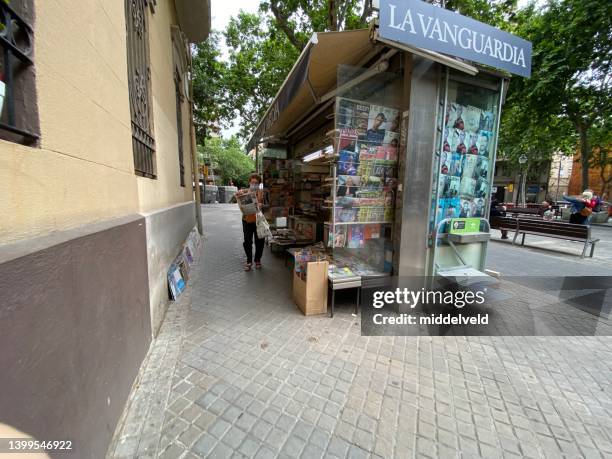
[380,0,532,77]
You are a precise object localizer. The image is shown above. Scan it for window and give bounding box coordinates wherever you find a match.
[0,0,39,145]
[125,0,156,178]
[174,70,185,187]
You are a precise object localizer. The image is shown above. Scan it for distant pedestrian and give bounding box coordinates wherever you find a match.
[541,199,555,221]
[490,198,508,239]
[563,190,596,225]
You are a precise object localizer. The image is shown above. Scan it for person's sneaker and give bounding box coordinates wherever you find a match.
[255,262,262,269]
[244,263,252,271]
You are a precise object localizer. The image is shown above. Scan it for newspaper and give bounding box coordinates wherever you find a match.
[237,191,259,215]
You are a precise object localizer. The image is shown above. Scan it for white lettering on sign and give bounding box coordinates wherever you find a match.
[381,0,532,77]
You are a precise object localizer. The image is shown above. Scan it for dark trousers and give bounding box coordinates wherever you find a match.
[570,212,587,225]
[242,219,264,263]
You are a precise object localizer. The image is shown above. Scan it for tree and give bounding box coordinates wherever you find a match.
[260,0,375,52]
[191,32,231,143]
[199,136,255,187]
[500,0,612,189]
[222,12,300,139]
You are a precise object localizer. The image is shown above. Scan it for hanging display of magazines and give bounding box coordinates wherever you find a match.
[326,64,401,280]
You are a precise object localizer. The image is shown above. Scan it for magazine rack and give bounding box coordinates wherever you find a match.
[326,64,401,290]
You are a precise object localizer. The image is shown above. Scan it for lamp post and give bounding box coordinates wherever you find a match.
[517,154,528,206]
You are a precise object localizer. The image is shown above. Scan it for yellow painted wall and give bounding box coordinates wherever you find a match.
[0,0,195,244]
[138,0,194,213]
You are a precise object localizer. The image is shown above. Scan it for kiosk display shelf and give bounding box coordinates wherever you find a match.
[326,64,402,281]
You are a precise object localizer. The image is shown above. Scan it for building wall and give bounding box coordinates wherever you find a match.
[547,152,574,201]
[0,0,139,245]
[0,0,202,456]
[568,149,611,197]
[138,0,194,213]
[0,215,151,459]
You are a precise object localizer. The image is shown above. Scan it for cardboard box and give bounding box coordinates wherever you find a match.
[293,261,329,315]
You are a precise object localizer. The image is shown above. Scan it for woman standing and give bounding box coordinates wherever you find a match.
[563,190,596,225]
[237,173,265,271]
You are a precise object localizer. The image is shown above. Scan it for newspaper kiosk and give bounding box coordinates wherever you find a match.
[247,0,531,310]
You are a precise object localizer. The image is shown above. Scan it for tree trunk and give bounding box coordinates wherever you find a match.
[328,0,338,31]
[578,122,590,191]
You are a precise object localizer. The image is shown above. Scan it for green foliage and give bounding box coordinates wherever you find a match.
[222,12,300,140]
[199,137,255,187]
[498,0,612,187]
[191,32,232,143]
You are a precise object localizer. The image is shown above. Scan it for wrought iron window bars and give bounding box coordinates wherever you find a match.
[0,1,38,141]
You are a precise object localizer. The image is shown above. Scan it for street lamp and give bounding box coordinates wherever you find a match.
[517,155,528,206]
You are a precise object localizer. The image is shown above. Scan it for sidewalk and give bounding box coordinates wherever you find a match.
[109,204,612,459]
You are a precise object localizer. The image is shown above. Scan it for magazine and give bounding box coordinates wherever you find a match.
[450,153,462,177]
[459,198,473,218]
[353,103,371,135]
[364,224,381,239]
[479,111,495,132]
[337,99,355,128]
[460,177,476,197]
[338,150,359,175]
[347,225,365,248]
[338,128,358,152]
[477,130,492,157]
[461,155,478,181]
[462,105,482,134]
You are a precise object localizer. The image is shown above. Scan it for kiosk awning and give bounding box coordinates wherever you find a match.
[246,28,480,152]
[247,29,376,152]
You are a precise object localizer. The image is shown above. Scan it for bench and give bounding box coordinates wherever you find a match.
[506,207,542,217]
[513,218,599,258]
[489,216,518,233]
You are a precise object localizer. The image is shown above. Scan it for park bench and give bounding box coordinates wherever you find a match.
[512,218,599,258]
[489,216,518,233]
[506,206,541,217]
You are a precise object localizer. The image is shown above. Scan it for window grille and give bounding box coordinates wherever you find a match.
[125,0,156,178]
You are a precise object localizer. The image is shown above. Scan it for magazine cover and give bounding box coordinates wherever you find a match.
[477,130,492,157]
[467,132,480,154]
[338,128,358,152]
[333,225,347,247]
[347,225,365,248]
[446,103,463,129]
[337,207,358,223]
[337,175,360,198]
[337,99,355,128]
[446,197,460,219]
[338,150,359,175]
[475,178,489,198]
[462,105,482,133]
[459,198,473,217]
[479,110,495,131]
[473,198,486,217]
[438,174,450,198]
[440,151,451,175]
[448,176,460,198]
[352,103,370,135]
[364,224,381,239]
[358,145,378,161]
[460,177,476,197]
[448,128,465,153]
[450,153,462,176]
[461,154,478,181]
[474,156,489,180]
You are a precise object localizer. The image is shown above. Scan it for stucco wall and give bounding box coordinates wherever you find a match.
[143,201,195,336]
[138,0,194,213]
[0,215,151,459]
[0,0,195,245]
